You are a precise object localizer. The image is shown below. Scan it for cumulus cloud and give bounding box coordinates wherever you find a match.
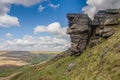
[0,1,19,27]
[34,22,68,38]
[0,0,44,7]
[82,0,120,19]
[5,33,13,38]
[0,14,19,27]
[0,22,70,51]
[0,0,44,27]
[0,35,70,51]
[38,5,46,12]
[49,3,60,9]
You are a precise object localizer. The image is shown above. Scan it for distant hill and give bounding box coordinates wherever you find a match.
[0,51,57,78]
[0,51,57,67]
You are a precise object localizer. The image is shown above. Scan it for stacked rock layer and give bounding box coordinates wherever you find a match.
[53,9,120,59]
[67,14,91,56]
[67,9,120,56]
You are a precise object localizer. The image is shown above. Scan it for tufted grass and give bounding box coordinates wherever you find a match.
[11,27,120,80]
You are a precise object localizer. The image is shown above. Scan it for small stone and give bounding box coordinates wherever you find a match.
[114,43,120,53]
[66,62,76,72]
[104,18,119,26]
[102,31,114,38]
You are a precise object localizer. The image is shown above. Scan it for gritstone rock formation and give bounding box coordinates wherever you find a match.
[67,14,91,56]
[54,9,120,60]
[90,9,120,47]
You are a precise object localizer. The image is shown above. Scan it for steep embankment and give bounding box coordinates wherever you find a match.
[11,27,120,80]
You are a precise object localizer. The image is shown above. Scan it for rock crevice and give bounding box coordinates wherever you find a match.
[54,9,120,59]
[66,9,120,56]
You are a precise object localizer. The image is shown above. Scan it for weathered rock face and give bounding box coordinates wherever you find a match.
[67,14,91,56]
[67,9,120,56]
[90,9,120,47]
[53,9,120,59]
[93,9,120,37]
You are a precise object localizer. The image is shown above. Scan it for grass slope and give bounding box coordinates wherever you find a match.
[12,27,120,80]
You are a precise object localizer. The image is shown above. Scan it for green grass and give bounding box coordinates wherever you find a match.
[28,54,56,64]
[11,27,120,80]
[0,67,20,77]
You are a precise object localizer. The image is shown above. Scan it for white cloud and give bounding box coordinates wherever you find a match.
[49,3,60,9]
[0,2,10,15]
[0,14,19,27]
[0,1,19,27]
[0,22,70,51]
[0,35,70,51]
[34,26,46,33]
[82,0,120,19]
[34,22,68,38]
[38,5,46,12]
[0,0,44,7]
[5,33,13,38]
[0,0,44,27]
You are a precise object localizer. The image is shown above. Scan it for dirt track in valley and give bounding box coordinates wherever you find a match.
[0,72,22,80]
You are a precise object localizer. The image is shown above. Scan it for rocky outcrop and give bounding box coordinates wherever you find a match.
[54,9,120,59]
[93,9,120,37]
[90,9,120,47]
[67,9,120,56]
[67,14,91,56]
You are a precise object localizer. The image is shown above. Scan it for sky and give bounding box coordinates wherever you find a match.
[0,0,120,51]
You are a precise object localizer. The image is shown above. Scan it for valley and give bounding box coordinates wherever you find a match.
[0,51,60,78]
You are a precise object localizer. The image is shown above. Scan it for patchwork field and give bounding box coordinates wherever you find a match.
[0,51,60,78]
[0,51,60,67]
[0,57,29,67]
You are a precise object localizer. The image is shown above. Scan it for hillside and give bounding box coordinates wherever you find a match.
[0,51,57,67]
[0,51,57,78]
[1,9,119,80]
[11,25,120,80]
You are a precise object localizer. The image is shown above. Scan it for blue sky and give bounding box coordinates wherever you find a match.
[0,0,120,51]
[1,0,86,37]
[0,0,87,51]
[0,0,118,51]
